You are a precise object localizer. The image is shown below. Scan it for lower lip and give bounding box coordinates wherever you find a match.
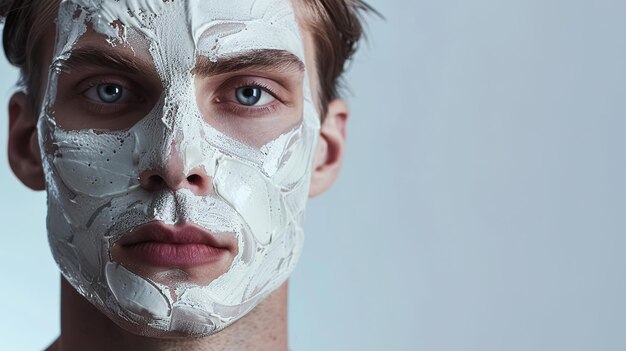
[124,242,229,268]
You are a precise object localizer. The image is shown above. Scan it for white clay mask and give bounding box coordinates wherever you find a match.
[40,0,320,336]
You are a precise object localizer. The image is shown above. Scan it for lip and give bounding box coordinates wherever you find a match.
[113,221,236,269]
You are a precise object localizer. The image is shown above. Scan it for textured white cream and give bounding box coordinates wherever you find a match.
[40,0,320,335]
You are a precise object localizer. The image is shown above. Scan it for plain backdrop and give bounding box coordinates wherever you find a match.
[2,0,626,350]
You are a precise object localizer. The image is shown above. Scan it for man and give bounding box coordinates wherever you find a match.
[1,0,371,349]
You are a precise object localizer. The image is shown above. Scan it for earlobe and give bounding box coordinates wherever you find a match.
[309,99,348,198]
[8,92,45,191]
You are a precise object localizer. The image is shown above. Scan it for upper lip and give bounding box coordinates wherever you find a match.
[115,221,235,252]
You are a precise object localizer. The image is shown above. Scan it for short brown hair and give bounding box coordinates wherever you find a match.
[1,0,373,117]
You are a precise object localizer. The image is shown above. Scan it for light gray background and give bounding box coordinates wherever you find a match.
[2,0,625,349]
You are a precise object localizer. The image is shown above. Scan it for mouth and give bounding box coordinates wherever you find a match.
[112,221,237,270]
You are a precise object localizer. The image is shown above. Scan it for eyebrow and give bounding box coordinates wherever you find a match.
[59,47,154,76]
[192,49,305,77]
[58,47,304,78]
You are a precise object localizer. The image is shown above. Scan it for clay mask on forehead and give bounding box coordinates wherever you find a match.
[40,0,320,336]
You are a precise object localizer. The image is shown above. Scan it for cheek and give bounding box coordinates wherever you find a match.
[51,129,139,198]
[194,78,305,149]
[215,159,283,245]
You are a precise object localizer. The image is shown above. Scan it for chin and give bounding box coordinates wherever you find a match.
[98,305,233,339]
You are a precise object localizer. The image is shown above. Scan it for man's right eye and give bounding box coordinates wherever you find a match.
[83,83,129,104]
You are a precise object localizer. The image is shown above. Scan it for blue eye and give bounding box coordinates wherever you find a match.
[235,87,262,106]
[96,84,123,103]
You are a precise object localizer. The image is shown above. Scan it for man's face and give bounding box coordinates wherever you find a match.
[39,0,320,336]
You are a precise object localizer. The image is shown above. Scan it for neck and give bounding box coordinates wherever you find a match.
[48,277,289,351]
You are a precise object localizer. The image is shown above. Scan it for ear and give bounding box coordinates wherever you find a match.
[8,92,45,190]
[309,99,348,197]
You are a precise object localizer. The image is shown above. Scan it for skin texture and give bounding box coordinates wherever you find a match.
[7,2,348,350]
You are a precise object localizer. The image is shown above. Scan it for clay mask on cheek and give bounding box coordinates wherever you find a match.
[40,0,320,336]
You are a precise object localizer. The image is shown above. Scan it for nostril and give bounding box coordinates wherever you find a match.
[148,175,165,187]
[139,170,210,195]
[187,174,203,187]
[139,172,167,192]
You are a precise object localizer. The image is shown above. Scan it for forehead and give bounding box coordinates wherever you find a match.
[58,0,306,62]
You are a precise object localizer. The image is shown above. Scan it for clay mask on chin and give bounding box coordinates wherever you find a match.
[40,0,320,336]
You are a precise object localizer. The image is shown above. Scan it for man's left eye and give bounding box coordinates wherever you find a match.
[235,86,275,106]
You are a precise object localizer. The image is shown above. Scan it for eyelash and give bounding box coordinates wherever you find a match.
[235,80,281,101]
[77,77,286,118]
[79,79,139,115]
[214,79,285,117]
[224,100,281,116]
[81,79,127,96]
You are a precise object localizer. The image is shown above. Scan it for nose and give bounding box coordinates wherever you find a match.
[139,163,213,196]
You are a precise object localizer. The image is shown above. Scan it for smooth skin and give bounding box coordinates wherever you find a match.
[7,4,348,351]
